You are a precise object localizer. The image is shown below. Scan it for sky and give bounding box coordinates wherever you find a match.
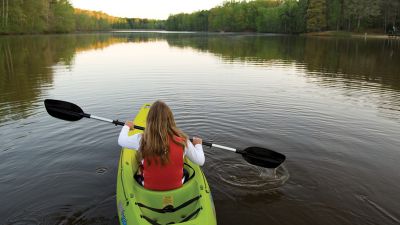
[70,0,226,20]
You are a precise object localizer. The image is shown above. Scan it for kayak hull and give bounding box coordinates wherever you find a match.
[116,104,217,225]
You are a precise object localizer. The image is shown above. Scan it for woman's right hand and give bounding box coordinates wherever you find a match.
[192,137,202,145]
[125,121,135,130]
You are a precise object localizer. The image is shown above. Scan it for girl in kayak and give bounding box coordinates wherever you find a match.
[118,100,205,191]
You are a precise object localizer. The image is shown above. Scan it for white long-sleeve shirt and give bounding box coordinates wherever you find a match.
[118,125,205,166]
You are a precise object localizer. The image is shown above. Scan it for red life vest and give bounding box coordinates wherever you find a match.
[142,136,184,191]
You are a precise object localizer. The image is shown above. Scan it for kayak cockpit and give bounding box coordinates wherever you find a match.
[118,149,213,225]
[133,162,203,224]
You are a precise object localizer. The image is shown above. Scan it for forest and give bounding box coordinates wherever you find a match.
[1,0,399,34]
[0,0,163,34]
[166,0,400,34]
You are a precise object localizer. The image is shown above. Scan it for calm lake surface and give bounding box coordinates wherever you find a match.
[1,32,400,225]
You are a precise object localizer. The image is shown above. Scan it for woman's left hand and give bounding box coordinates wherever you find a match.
[125,121,135,130]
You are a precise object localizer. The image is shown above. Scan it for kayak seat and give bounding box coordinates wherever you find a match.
[134,163,195,187]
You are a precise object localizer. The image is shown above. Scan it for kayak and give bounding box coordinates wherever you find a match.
[116,103,217,225]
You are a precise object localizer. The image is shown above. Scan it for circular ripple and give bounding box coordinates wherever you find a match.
[95,167,108,174]
[210,160,290,191]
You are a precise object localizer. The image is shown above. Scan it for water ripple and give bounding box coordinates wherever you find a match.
[6,211,45,225]
[205,150,290,196]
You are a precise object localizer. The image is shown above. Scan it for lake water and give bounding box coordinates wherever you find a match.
[1,32,400,225]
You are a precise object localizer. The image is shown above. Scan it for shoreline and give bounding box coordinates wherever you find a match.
[303,31,399,40]
[1,30,399,40]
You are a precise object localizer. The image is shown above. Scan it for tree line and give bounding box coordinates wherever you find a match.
[1,0,399,34]
[0,0,164,34]
[166,0,400,33]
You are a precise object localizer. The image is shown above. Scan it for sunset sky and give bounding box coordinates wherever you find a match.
[70,0,226,19]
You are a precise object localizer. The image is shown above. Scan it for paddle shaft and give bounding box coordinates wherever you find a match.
[191,139,240,153]
[85,113,144,130]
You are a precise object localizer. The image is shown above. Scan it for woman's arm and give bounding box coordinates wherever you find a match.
[185,138,205,166]
[118,125,141,150]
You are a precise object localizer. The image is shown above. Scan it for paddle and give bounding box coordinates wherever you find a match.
[44,99,286,168]
[194,140,285,169]
[44,99,144,130]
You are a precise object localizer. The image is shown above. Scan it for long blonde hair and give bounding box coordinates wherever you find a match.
[139,100,187,165]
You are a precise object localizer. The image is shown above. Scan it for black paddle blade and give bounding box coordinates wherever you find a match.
[239,147,286,168]
[44,99,87,121]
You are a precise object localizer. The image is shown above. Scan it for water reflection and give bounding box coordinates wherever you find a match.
[0,36,55,122]
[165,34,400,90]
[1,33,399,123]
[0,34,128,123]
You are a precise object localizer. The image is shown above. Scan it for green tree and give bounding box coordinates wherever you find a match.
[327,0,342,30]
[279,0,301,33]
[50,0,75,32]
[256,7,281,32]
[344,0,381,31]
[295,0,308,32]
[344,0,381,30]
[306,0,327,31]
[381,0,400,32]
